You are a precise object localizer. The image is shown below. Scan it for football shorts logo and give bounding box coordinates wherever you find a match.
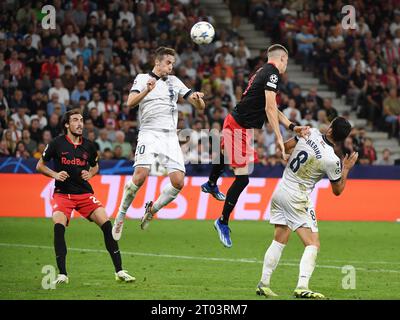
[270,74,278,83]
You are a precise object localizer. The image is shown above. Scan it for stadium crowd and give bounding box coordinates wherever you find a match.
[0,0,397,167]
[249,0,400,165]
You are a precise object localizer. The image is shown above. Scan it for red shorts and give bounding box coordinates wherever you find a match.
[52,193,103,225]
[221,114,258,168]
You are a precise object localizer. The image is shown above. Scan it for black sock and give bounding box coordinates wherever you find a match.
[54,223,67,275]
[221,175,249,224]
[208,153,225,187]
[101,220,122,273]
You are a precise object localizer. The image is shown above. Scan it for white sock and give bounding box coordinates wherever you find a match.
[152,183,181,213]
[297,245,319,289]
[117,181,140,221]
[260,240,286,286]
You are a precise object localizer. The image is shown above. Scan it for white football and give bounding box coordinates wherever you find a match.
[190,21,215,45]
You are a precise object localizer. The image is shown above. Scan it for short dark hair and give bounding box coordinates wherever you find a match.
[62,109,82,134]
[331,117,352,142]
[155,46,176,61]
[267,44,288,55]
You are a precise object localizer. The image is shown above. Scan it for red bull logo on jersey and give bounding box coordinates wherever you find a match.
[61,157,87,166]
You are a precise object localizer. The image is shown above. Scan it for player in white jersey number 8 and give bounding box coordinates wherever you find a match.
[112,47,206,240]
[256,117,358,299]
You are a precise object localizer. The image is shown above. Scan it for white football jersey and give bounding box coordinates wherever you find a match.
[281,128,342,195]
[130,72,192,131]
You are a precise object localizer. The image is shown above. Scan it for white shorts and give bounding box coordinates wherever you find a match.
[269,187,318,232]
[134,129,186,174]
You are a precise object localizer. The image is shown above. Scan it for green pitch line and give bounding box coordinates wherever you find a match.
[0,218,399,300]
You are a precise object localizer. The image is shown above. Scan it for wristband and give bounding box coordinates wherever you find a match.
[289,123,295,131]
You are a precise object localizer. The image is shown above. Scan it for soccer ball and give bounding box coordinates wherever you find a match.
[190,22,215,45]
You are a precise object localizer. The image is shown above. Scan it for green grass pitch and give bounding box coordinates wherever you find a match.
[0,217,399,300]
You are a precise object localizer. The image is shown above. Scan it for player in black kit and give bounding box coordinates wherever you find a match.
[36,110,135,284]
[201,44,310,248]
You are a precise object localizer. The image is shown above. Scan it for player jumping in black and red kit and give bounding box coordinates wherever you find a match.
[36,110,135,285]
[201,44,310,248]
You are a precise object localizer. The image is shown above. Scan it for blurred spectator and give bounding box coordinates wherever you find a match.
[48,78,70,105]
[364,75,384,129]
[61,25,79,48]
[6,51,25,80]
[40,56,59,80]
[332,49,350,97]
[0,140,10,157]
[11,106,30,131]
[283,98,302,123]
[300,109,318,128]
[96,128,113,155]
[0,0,397,168]
[10,90,27,111]
[120,120,136,145]
[21,129,37,156]
[15,141,30,159]
[71,80,90,105]
[376,148,394,165]
[29,118,43,144]
[88,91,106,114]
[112,145,124,160]
[322,98,338,122]
[2,129,17,155]
[295,25,317,70]
[359,137,377,165]
[348,63,367,112]
[105,118,117,142]
[87,131,100,152]
[383,88,400,138]
[103,147,114,160]
[44,114,61,138]
[47,93,66,116]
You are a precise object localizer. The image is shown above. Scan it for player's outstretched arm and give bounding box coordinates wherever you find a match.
[265,90,286,159]
[36,158,70,181]
[330,152,358,196]
[187,91,205,111]
[283,137,298,155]
[277,109,310,139]
[127,78,156,108]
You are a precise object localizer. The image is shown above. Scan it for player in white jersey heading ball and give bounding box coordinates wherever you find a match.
[256,117,358,299]
[112,47,205,240]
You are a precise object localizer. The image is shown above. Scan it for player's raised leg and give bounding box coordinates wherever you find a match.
[91,207,135,282]
[52,211,69,285]
[214,165,249,248]
[293,227,324,299]
[256,224,291,298]
[113,167,149,240]
[201,152,226,201]
[141,170,184,230]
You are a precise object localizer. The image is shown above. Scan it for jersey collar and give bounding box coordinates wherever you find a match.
[267,61,278,69]
[149,71,161,80]
[65,134,82,148]
[322,134,334,147]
